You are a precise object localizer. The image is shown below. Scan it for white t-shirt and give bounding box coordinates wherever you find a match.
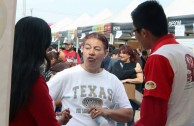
[47,65,131,126]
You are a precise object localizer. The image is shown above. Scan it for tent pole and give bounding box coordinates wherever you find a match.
[57,38,60,51]
[109,33,114,45]
[111,33,114,45]
[76,37,79,53]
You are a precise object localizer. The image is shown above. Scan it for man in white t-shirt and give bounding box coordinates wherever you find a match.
[47,33,133,126]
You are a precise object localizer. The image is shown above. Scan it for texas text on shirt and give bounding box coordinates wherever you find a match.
[47,65,132,126]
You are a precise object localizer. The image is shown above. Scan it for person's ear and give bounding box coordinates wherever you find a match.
[104,49,109,57]
[141,28,151,38]
[140,28,147,37]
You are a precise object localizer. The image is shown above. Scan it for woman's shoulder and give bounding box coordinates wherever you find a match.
[32,75,49,95]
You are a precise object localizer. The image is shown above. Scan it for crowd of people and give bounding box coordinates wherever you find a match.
[9,0,194,126]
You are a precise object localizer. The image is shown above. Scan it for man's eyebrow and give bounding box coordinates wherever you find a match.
[84,43,91,46]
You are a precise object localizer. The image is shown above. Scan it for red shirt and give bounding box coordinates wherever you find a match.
[9,75,60,126]
[135,34,178,126]
[62,50,81,64]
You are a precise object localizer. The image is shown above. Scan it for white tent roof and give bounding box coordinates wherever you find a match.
[51,17,72,33]
[52,9,112,32]
[59,13,91,31]
[51,0,194,32]
[164,0,194,17]
[98,0,140,24]
[98,0,194,24]
[82,9,112,26]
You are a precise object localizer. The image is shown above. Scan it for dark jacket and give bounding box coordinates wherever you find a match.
[45,61,70,81]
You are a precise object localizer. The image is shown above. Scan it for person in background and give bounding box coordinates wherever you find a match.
[9,16,72,126]
[60,38,81,66]
[108,49,120,71]
[101,44,115,70]
[119,44,124,48]
[139,50,148,94]
[140,50,148,70]
[46,50,71,112]
[131,1,194,126]
[109,45,143,126]
[45,50,70,81]
[47,32,133,126]
[133,49,143,68]
[110,49,119,59]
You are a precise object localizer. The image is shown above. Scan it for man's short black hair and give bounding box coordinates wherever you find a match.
[131,0,168,37]
[111,49,119,56]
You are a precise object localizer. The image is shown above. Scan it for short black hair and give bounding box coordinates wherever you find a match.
[131,0,168,37]
[111,49,119,56]
[142,50,148,56]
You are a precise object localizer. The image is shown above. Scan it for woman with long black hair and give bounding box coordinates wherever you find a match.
[9,16,71,126]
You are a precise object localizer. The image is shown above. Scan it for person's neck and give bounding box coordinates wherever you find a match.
[122,59,130,63]
[149,35,160,48]
[67,49,73,52]
[81,64,102,73]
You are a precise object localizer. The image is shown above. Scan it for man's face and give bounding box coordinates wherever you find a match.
[64,43,73,51]
[83,38,108,68]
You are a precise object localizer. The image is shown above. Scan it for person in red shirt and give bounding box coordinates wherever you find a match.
[9,16,72,126]
[61,38,81,66]
[131,1,194,126]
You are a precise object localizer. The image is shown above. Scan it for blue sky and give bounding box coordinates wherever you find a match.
[16,0,170,23]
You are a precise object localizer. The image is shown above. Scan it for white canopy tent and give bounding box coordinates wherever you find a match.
[95,0,140,24]
[59,13,91,31]
[164,0,194,17]
[50,17,72,33]
[82,9,113,26]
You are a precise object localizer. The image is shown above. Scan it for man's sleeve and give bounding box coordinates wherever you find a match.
[134,96,167,126]
[134,54,174,126]
[144,55,174,101]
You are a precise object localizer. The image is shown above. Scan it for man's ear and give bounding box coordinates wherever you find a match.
[105,49,109,57]
[141,28,151,38]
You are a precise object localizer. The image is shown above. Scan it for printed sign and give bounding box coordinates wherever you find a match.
[115,30,122,38]
[175,25,185,36]
[193,23,194,33]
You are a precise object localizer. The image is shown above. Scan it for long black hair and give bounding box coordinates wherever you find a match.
[9,16,51,120]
